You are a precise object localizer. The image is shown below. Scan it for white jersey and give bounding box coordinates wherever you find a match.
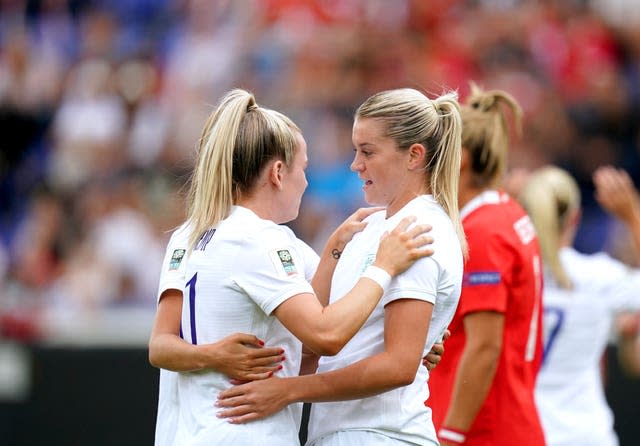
[154,223,190,446]
[307,195,463,446]
[535,247,640,446]
[173,206,319,446]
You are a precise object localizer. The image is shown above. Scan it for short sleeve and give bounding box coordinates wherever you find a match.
[231,228,314,315]
[458,227,512,315]
[295,238,320,282]
[594,254,640,313]
[382,256,439,307]
[156,224,190,303]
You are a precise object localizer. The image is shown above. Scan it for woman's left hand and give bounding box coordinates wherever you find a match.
[216,377,290,424]
[333,206,384,247]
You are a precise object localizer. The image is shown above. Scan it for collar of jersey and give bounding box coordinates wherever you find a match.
[460,190,503,220]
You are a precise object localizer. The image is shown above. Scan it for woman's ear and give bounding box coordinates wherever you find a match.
[407,143,427,170]
[269,160,284,190]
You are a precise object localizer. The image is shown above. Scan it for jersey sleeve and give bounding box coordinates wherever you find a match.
[156,224,191,304]
[382,256,439,307]
[292,234,320,282]
[594,253,640,313]
[231,228,315,316]
[458,226,512,316]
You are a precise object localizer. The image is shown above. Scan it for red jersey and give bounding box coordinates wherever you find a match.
[427,191,545,446]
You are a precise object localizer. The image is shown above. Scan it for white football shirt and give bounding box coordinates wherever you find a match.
[307,195,463,446]
[535,247,640,446]
[173,206,318,446]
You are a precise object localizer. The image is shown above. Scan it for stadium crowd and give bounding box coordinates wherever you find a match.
[0,0,639,342]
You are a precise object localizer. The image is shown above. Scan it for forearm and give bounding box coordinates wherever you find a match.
[276,273,388,356]
[311,234,345,306]
[149,333,207,372]
[286,351,411,404]
[443,345,499,431]
[624,208,640,262]
[310,273,389,354]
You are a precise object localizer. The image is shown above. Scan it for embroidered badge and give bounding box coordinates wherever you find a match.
[463,271,501,286]
[277,249,297,276]
[169,249,186,270]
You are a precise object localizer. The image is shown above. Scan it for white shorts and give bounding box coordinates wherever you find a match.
[307,430,428,446]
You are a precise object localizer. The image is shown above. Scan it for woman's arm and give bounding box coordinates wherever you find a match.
[593,167,640,378]
[438,311,504,445]
[311,207,383,305]
[616,312,640,377]
[148,290,285,379]
[594,166,640,261]
[273,217,433,356]
[216,298,433,422]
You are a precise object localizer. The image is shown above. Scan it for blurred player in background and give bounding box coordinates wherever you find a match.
[427,83,546,446]
[519,165,640,446]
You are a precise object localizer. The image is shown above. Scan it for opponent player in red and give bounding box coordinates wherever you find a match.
[427,84,546,446]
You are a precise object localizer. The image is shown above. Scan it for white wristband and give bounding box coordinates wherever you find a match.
[361,265,392,292]
[438,428,466,444]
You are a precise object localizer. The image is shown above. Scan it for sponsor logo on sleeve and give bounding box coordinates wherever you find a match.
[169,249,186,270]
[463,271,501,286]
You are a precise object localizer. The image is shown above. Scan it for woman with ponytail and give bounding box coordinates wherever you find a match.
[148,88,434,445]
[520,165,640,446]
[427,83,546,446]
[217,88,466,446]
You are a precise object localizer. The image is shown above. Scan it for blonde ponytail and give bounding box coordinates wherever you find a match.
[431,94,467,255]
[462,82,522,188]
[186,89,300,250]
[519,166,580,289]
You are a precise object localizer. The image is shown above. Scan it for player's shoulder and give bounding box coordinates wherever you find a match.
[562,248,628,286]
[397,195,450,225]
[167,221,191,247]
[233,217,301,253]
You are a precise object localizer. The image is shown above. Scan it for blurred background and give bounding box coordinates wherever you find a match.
[0,0,639,444]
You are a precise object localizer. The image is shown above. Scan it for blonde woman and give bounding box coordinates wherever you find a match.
[427,84,545,446]
[217,87,466,446]
[520,165,640,446]
[147,88,434,445]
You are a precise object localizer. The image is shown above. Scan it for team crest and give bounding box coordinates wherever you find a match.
[169,249,186,270]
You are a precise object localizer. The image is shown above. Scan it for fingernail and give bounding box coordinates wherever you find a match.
[258,339,265,346]
[277,364,283,371]
[280,349,285,354]
[281,356,286,361]
[268,371,274,377]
